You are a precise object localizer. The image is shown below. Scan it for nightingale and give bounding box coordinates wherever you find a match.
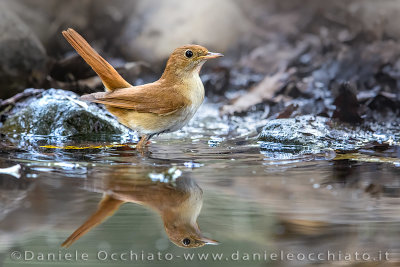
[61,173,218,248]
[62,29,223,150]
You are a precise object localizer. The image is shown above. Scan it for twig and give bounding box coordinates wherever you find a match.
[0,89,44,111]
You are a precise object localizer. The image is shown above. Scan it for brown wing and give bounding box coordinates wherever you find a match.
[81,82,189,115]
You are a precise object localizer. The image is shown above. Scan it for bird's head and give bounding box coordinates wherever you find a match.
[162,45,223,78]
[164,220,219,248]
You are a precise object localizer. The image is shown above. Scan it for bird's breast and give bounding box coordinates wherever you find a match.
[185,74,205,110]
[159,75,204,133]
[172,75,205,129]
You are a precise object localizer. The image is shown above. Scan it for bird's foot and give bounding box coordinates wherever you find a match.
[136,135,150,155]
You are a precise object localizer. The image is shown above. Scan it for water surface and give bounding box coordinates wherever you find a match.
[0,104,399,266]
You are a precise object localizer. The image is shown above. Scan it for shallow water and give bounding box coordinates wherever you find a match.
[0,104,399,266]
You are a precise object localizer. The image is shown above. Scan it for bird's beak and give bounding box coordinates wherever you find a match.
[200,236,220,245]
[199,52,224,60]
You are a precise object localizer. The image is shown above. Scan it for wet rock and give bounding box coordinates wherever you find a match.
[259,116,330,147]
[0,2,47,99]
[0,89,130,136]
[259,115,399,153]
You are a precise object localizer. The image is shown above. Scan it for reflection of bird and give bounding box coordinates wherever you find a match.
[61,174,218,248]
[62,29,223,150]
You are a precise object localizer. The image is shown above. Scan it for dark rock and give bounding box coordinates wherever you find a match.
[0,2,47,99]
[0,89,130,136]
[368,94,398,113]
[49,55,95,82]
[332,82,362,124]
[201,66,230,97]
[5,0,137,57]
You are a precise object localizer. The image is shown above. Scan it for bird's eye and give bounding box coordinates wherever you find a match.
[182,238,191,246]
[185,50,193,58]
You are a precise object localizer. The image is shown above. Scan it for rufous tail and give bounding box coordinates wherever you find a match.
[62,28,131,91]
[61,195,124,248]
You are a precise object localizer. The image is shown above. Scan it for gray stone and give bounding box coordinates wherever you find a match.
[1,89,130,137]
[259,116,330,146]
[259,115,398,153]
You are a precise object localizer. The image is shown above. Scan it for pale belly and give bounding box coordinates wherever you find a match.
[116,106,200,135]
[107,76,204,136]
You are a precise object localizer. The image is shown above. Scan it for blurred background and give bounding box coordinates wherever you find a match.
[0,0,399,122]
[0,1,400,267]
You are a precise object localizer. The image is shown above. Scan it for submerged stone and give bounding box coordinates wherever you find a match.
[1,89,130,137]
[259,115,399,153]
[259,116,330,146]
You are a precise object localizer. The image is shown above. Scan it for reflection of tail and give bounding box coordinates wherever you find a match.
[62,28,131,91]
[61,195,124,248]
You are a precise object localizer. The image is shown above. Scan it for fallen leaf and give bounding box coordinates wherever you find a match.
[276,104,299,119]
[221,70,290,115]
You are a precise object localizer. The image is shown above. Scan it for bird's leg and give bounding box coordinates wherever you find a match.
[136,134,156,154]
[146,133,155,145]
[136,134,149,153]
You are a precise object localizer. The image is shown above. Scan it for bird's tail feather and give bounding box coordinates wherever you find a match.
[80,92,106,102]
[61,195,124,248]
[62,28,131,91]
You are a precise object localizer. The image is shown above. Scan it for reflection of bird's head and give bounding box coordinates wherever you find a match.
[164,221,219,248]
[161,176,219,248]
